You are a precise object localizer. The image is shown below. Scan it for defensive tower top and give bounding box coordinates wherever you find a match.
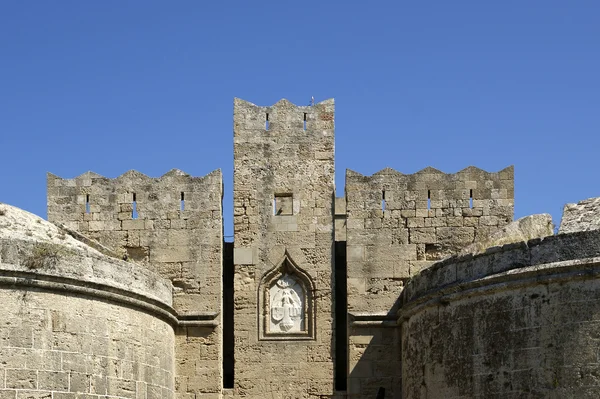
[233,98,334,137]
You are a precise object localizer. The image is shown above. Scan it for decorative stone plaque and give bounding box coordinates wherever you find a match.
[259,251,315,340]
[269,274,304,333]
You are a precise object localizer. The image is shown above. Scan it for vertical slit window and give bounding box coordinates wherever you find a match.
[265,113,269,130]
[85,194,90,214]
[223,242,235,388]
[180,192,185,211]
[132,193,138,219]
[381,190,386,212]
[470,189,473,209]
[427,190,431,209]
[303,113,307,130]
[334,241,348,391]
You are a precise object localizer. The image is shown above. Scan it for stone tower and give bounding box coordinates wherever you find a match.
[232,98,337,398]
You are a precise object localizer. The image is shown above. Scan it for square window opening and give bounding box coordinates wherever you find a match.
[274,194,293,216]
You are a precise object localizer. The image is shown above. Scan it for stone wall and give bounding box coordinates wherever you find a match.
[232,98,336,398]
[344,165,514,398]
[559,196,600,234]
[46,170,223,398]
[0,290,175,399]
[0,204,176,398]
[400,228,600,398]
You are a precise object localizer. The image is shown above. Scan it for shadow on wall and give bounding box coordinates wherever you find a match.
[347,295,403,399]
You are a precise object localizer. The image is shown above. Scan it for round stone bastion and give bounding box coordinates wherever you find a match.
[399,228,600,399]
[0,204,175,398]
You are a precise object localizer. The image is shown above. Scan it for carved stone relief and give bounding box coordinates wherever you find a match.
[269,274,304,333]
[259,251,315,340]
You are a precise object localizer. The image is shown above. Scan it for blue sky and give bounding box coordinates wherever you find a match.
[1,1,599,237]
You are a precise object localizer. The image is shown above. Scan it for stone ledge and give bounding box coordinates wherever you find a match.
[0,237,172,306]
[398,236,600,323]
[401,229,600,305]
[349,312,398,328]
[399,251,600,323]
[0,267,219,329]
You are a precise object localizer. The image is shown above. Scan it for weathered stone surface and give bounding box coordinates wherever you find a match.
[559,196,600,233]
[46,168,223,397]
[0,203,175,398]
[7,96,596,399]
[344,165,514,397]
[232,98,336,398]
[400,228,600,399]
[461,213,554,254]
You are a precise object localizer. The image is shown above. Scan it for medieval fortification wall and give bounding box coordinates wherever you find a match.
[400,225,600,398]
[0,97,598,399]
[47,169,223,398]
[344,165,514,398]
[0,204,175,398]
[232,98,336,398]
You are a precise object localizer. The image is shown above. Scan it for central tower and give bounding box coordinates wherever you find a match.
[232,98,336,398]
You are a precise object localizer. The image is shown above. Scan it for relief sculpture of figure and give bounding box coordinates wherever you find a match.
[270,274,303,332]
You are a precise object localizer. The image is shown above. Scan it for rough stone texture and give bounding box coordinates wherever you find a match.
[0,290,175,399]
[460,213,554,254]
[335,196,347,242]
[232,98,336,398]
[46,169,223,398]
[0,203,172,305]
[0,204,175,398]
[400,229,600,398]
[11,95,600,399]
[559,196,600,234]
[345,165,514,398]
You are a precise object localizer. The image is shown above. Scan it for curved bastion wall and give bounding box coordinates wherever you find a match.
[399,228,600,399]
[0,204,175,398]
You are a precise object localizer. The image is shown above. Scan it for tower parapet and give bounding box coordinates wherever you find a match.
[344,165,514,397]
[232,98,336,398]
[47,168,223,397]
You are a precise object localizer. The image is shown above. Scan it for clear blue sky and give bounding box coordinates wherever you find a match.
[1,1,599,237]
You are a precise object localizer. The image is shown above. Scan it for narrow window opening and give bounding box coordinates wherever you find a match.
[303,113,307,130]
[265,113,269,130]
[85,194,90,214]
[381,190,386,212]
[274,194,293,216]
[180,192,185,211]
[223,242,235,388]
[334,241,348,391]
[132,193,138,219]
[427,190,431,209]
[469,189,473,209]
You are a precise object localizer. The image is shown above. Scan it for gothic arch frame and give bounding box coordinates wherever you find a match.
[258,250,316,341]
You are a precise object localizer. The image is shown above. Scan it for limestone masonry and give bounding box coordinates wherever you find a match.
[0,98,599,398]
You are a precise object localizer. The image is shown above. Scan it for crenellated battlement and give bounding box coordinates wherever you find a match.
[233,98,334,136]
[346,165,514,213]
[343,165,514,311]
[35,96,557,399]
[47,168,222,231]
[47,167,223,315]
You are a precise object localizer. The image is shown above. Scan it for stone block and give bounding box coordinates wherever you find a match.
[234,248,256,265]
[407,217,425,228]
[150,246,192,263]
[6,369,37,389]
[347,246,364,262]
[409,228,436,244]
[335,197,346,215]
[559,197,600,234]
[38,371,69,391]
[122,219,146,230]
[347,218,365,230]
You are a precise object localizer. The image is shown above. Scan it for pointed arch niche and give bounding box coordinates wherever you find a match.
[258,251,315,340]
